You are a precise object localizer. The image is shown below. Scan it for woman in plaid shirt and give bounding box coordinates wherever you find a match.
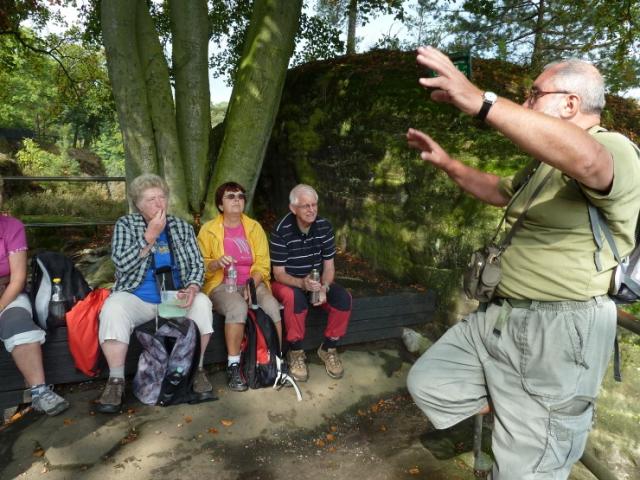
[96,174,214,413]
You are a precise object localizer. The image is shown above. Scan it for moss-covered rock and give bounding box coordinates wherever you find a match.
[260,50,640,310]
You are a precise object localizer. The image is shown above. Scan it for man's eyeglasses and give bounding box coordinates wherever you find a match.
[526,87,571,105]
[224,192,246,201]
[295,203,318,210]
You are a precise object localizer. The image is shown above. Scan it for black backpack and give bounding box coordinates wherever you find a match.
[240,279,302,400]
[28,251,92,329]
[133,318,216,406]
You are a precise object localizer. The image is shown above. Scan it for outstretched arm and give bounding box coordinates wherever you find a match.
[407,128,509,207]
[414,46,612,191]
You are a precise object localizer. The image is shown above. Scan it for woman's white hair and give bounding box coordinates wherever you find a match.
[129,173,170,210]
[544,59,606,115]
[289,184,318,205]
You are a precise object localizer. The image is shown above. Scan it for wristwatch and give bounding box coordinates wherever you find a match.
[476,91,497,121]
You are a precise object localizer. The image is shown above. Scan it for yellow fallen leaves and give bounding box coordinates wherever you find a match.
[207,427,219,434]
[220,419,234,427]
[408,467,420,475]
[184,416,193,424]
[33,448,45,458]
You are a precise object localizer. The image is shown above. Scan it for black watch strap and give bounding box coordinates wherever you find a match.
[476,92,497,122]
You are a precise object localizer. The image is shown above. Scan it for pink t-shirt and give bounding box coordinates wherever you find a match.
[0,215,28,277]
[223,224,253,286]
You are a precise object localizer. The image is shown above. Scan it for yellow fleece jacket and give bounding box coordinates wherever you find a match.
[197,213,271,295]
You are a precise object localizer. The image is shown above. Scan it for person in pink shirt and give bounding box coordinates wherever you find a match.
[197,182,281,392]
[0,193,69,415]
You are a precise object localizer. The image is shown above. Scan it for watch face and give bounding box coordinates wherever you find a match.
[484,91,498,103]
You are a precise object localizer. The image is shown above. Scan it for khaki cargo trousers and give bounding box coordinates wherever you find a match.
[407,295,616,480]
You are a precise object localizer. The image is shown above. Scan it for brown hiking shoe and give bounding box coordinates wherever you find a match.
[287,349,308,382]
[96,377,124,414]
[193,367,213,394]
[317,346,344,379]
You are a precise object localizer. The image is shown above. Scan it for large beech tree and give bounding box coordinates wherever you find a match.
[100,0,302,221]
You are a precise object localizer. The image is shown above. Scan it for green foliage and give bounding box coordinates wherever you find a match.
[450,0,640,92]
[16,138,80,177]
[93,122,125,176]
[210,102,228,127]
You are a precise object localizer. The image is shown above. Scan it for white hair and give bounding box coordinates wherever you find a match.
[289,184,318,206]
[544,59,605,115]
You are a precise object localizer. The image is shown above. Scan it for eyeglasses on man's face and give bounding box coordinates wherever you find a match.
[295,202,318,211]
[526,86,571,105]
[224,192,246,201]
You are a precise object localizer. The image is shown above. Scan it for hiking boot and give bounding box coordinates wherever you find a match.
[287,349,308,382]
[193,367,213,394]
[226,363,248,392]
[317,345,344,379]
[32,386,70,416]
[96,377,124,414]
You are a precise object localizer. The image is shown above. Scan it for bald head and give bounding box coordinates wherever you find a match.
[543,59,605,115]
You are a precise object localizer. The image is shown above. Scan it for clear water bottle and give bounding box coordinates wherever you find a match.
[48,277,66,328]
[309,269,320,304]
[225,262,237,293]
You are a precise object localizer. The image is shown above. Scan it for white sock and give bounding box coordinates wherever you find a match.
[228,355,241,366]
[109,366,125,379]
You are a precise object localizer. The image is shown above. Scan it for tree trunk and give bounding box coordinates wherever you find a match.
[203,0,303,220]
[101,0,158,186]
[346,0,358,54]
[136,1,189,218]
[169,0,211,215]
[530,0,546,71]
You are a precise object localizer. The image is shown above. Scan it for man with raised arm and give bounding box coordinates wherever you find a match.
[406,46,640,479]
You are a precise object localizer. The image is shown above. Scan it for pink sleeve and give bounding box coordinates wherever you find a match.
[4,216,28,253]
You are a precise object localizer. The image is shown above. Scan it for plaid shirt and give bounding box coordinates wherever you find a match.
[111,213,204,292]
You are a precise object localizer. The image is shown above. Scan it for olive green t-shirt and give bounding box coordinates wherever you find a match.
[495,126,640,301]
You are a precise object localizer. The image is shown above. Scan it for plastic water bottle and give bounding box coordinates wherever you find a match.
[159,366,185,405]
[48,277,66,328]
[225,262,237,293]
[309,269,320,304]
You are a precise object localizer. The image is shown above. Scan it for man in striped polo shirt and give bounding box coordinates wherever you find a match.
[270,184,352,382]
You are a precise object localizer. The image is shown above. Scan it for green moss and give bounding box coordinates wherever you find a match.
[261,50,640,308]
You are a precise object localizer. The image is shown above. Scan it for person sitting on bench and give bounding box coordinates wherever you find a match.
[197,181,282,392]
[96,174,214,413]
[0,194,69,416]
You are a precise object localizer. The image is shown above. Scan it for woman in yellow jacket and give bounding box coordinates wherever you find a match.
[197,182,281,392]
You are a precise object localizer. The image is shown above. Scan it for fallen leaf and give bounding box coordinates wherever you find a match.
[370,404,379,413]
[315,439,325,448]
[328,446,336,453]
[63,418,74,426]
[127,408,136,415]
[208,427,219,434]
[326,433,335,442]
[357,409,367,416]
[379,425,387,432]
[33,448,45,458]
[220,419,234,427]
[408,467,420,475]
[184,416,193,423]
[330,425,337,432]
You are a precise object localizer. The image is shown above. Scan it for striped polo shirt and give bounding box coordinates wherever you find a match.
[270,212,336,278]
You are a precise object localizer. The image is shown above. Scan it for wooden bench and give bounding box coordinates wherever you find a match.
[0,290,436,410]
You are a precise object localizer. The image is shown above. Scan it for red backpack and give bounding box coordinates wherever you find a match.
[65,288,110,377]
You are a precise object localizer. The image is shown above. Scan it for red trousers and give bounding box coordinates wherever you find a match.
[271,281,352,343]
